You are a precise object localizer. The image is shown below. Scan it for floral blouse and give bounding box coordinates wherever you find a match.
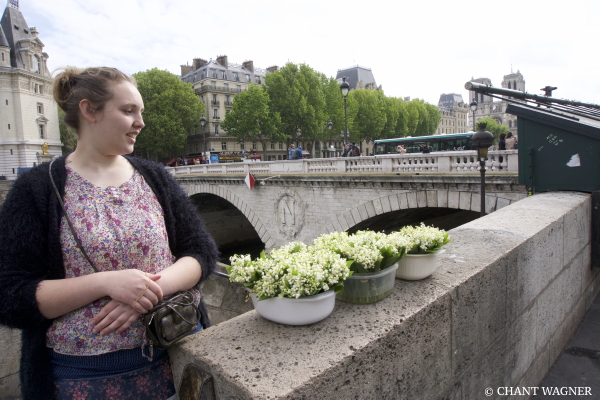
[46,167,195,356]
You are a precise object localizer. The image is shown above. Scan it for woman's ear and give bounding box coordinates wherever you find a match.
[79,99,96,123]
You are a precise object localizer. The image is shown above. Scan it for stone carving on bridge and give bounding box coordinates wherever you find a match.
[275,189,306,239]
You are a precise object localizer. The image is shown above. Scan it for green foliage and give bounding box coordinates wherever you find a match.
[221,84,285,153]
[476,116,510,143]
[132,68,203,160]
[347,89,387,144]
[407,99,441,136]
[58,108,77,154]
[265,63,327,143]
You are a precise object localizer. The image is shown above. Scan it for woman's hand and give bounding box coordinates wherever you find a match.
[92,299,141,335]
[104,269,163,314]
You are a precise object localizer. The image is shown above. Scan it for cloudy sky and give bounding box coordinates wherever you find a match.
[19,0,599,106]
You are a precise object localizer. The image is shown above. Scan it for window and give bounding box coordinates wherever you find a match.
[270,142,275,149]
[37,103,43,114]
[233,72,239,81]
[246,74,250,82]
[279,142,283,149]
[10,149,12,155]
[33,55,40,73]
[221,141,227,150]
[236,85,241,92]
[33,84,43,94]
[252,142,257,150]
[212,94,217,104]
[240,141,245,149]
[5,99,7,105]
[214,125,219,136]
[1,53,4,61]
[8,123,10,129]
[213,109,219,118]
[221,71,226,79]
[39,124,44,138]
[224,83,229,90]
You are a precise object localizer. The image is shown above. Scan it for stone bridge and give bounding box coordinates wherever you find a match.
[172,150,525,250]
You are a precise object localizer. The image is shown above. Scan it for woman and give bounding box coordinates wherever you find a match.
[505,132,517,150]
[0,67,219,399]
[498,133,507,150]
[397,144,406,154]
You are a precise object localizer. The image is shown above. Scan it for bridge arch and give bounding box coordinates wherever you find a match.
[329,189,505,233]
[185,183,274,250]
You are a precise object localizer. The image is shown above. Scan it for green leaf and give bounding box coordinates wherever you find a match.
[332,283,344,293]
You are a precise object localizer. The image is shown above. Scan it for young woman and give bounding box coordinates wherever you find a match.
[0,67,219,399]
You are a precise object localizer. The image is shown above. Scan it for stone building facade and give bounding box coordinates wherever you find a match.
[467,71,525,135]
[180,56,293,161]
[0,1,60,179]
[436,93,469,134]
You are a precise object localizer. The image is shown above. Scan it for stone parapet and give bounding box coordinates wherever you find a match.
[168,191,598,399]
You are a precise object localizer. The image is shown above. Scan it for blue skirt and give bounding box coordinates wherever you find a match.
[50,347,176,400]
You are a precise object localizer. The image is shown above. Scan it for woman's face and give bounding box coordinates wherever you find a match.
[84,81,145,156]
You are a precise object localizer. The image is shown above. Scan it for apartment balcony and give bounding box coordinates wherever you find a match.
[211,100,220,106]
[195,85,244,95]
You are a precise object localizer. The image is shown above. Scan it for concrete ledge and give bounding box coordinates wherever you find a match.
[169,192,598,399]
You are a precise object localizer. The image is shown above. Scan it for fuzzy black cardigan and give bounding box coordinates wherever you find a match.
[0,155,219,400]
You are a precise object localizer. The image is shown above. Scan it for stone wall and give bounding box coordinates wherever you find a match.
[168,192,599,399]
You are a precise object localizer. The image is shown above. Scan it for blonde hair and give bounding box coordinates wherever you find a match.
[53,67,136,132]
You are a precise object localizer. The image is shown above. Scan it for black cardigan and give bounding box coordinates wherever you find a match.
[0,155,219,399]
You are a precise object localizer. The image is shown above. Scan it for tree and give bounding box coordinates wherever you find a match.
[475,116,509,143]
[132,68,203,160]
[265,63,327,146]
[347,89,387,147]
[58,108,77,154]
[320,74,345,147]
[221,84,285,155]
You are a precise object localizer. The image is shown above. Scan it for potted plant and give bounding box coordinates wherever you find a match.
[227,242,352,325]
[313,231,410,304]
[395,223,451,280]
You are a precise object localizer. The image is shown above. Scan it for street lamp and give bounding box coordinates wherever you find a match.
[200,115,206,163]
[469,100,478,131]
[327,119,333,157]
[340,77,350,145]
[471,122,494,217]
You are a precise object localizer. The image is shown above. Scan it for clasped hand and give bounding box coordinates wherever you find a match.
[92,269,163,335]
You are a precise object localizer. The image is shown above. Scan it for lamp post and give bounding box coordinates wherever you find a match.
[340,77,350,145]
[469,100,478,131]
[200,115,206,163]
[471,122,494,217]
[327,119,333,157]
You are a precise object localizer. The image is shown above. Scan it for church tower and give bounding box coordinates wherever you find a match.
[0,0,60,179]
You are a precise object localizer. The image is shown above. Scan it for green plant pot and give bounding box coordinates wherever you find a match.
[336,264,398,304]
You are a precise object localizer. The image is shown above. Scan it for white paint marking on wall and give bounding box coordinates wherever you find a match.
[566,154,581,167]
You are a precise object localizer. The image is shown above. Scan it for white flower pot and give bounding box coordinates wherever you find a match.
[251,290,335,325]
[395,250,445,280]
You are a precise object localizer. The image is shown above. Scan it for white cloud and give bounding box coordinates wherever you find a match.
[19,0,600,106]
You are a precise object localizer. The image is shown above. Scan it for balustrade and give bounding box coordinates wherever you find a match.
[167,150,518,176]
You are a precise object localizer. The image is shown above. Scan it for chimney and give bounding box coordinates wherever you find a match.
[180,65,193,76]
[216,55,228,69]
[192,58,207,70]
[266,65,278,73]
[29,27,38,38]
[242,60,254,73]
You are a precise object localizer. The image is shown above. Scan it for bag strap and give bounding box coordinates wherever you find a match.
[48,159,99,273]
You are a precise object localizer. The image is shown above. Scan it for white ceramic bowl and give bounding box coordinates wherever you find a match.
[395,250,445,280]
[251,290,335,325]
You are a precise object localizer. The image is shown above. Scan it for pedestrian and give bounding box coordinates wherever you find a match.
[349,142,360,157]
[397,144,406,154]
[288,144,296,160]
[505,132,518,150]
[498,133,507,151]
[295,145,304,159]
[420,143,430,154]
[342,144,350,157]
[0,66,219,399]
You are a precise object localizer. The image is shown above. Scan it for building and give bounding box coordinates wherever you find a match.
[180,55,290,160]
[467,70,525,135]
[0,0,60,179]
[436,93,469,134]
[335,65,380,91]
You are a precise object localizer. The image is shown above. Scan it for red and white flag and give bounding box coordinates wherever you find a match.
[245,173,256,190]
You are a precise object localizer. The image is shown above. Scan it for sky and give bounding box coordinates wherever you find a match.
[18,0,600,106]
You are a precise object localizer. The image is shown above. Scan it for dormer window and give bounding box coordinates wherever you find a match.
[33,55,40,73]
[13,25,18,30]
[23,29,28,34]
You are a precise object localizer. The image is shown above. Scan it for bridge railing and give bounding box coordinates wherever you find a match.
[167,150,518,176]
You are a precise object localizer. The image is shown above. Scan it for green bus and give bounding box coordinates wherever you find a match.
[374,133,473,155]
